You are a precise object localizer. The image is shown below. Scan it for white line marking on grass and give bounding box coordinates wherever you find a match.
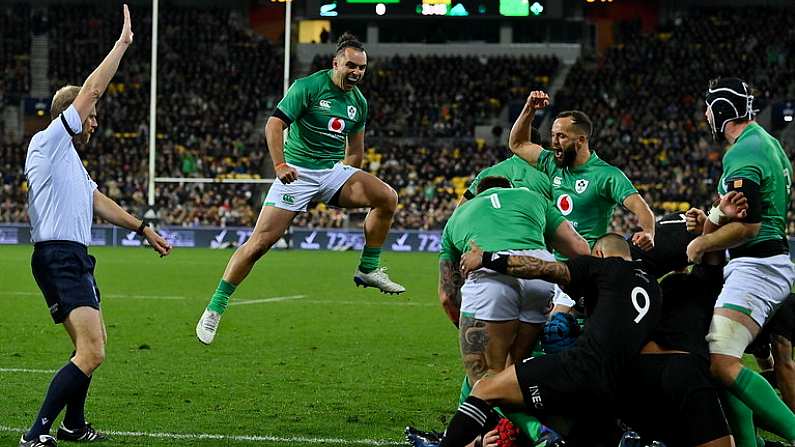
[0,426,403,445]
[5,292,435,306]
[302,300,435,307]
[0,368,57,374]
[230,295,307,306]
[4,291,185,300]
[104,294,186,300]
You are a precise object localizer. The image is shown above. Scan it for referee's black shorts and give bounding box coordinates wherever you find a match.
[618,353,730,446]
[31,241,101,324]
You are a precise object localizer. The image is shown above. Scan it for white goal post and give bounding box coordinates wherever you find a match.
[146,0,292,205]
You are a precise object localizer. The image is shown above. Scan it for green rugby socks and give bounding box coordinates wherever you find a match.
[358,246,382,273]
[730,367,795,441]
[722,390,758,447]
[207,279,236,314]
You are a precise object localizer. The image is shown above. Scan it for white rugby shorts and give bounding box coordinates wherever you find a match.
[460,249,556,324]
[715,254,795,327]
[264,162,359,212]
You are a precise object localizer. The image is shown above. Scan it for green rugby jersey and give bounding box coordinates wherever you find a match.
[718,122,792,253]
[276,69,368,169]
[440,187,565,263]
[465,155,553,200]
[536,151,638,248]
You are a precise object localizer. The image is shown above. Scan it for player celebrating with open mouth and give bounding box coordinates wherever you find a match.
[196,32,405,345]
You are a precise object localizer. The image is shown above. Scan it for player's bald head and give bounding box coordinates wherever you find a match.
[592,233,631,259]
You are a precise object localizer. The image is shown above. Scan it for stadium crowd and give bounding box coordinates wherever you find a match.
[281,9,795,233]
[0,3,30,108]
[1,6,794,234]
[556,8,795,233]
[38,5,279,227]
[311,54,560,138]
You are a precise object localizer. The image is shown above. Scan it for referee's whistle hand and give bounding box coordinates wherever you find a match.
[143,227,172,257]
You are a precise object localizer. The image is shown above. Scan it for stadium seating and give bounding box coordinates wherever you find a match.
[555,8,795,229]
[297,10,794,231]
[45,5,280,226]
[311,54,560,138]
[0,3,31,108]
[293,142,509,230]
[0,4,29,227]
[2,6,794,235]
[0,139,27,223]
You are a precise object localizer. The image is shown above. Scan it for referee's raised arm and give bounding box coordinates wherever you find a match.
[72,4,133,122]
[18,5,170,446]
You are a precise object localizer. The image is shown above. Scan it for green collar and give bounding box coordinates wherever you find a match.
[569,151,599,173]
[734,122,760,145]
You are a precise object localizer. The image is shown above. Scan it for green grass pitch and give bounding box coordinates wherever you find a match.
[0,245,784,445]
[0,246,460,446]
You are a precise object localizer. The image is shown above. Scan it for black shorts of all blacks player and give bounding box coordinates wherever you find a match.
[515,353,611,418]
[617,353,730,447]
[514,353,622,447]
[746,293,795,358]
[31,241,101,324]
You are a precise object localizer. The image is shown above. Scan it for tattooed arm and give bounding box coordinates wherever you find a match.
[439,259,464,327]
[460,240,571,287]
[505,255,571,287]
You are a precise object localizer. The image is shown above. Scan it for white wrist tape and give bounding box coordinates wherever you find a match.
[708,206,725,225]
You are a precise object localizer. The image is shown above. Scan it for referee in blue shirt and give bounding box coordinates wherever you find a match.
[20,6,171,447]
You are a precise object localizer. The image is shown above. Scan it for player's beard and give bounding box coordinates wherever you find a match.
[554,143,578,168]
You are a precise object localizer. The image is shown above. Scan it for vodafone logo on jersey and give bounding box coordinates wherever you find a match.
[328,117,346,133]
[557,194,574,216]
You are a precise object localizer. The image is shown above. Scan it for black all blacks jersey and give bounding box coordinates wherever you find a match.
[560,256,663,394]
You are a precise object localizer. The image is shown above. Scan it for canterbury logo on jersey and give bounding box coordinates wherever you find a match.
[328,117,345,133]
